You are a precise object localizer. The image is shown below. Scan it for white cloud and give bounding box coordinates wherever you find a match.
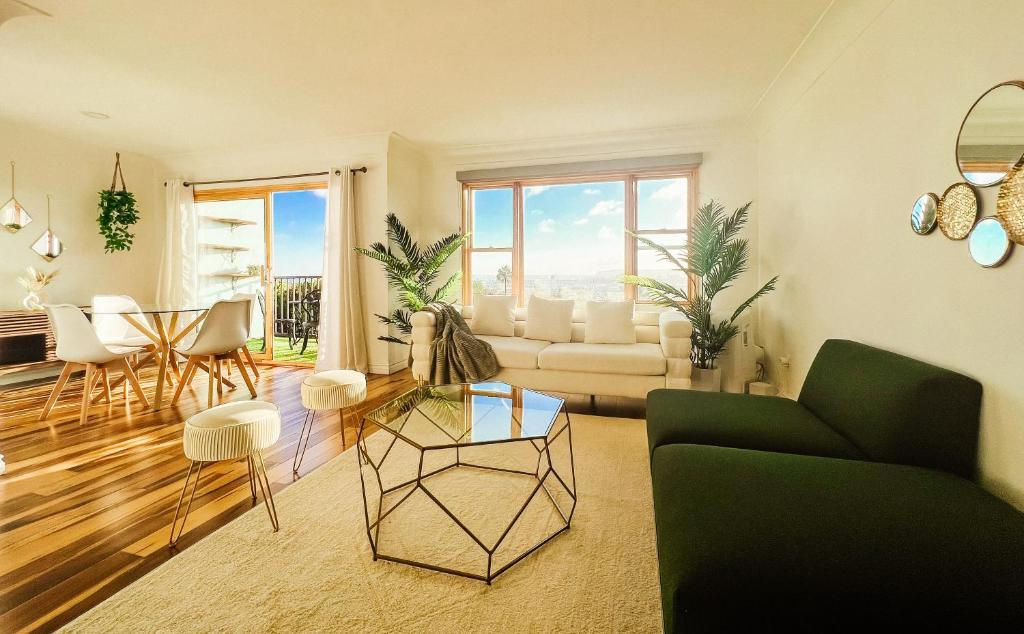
[583,188,600,195]
[529,208,544,216]
[312,189,329,200]
[588,199,624,217]
[597,226,615,240]
[525,185,550,198]
[538,218,556,233]
[573,217,590,226]
[651,180,685,201]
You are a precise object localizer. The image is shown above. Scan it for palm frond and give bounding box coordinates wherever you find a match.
[630,232,690,273]
[385,212,420,264]
[730,275,778,323]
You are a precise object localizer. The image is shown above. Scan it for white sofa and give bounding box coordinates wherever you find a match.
[409,306,693,399]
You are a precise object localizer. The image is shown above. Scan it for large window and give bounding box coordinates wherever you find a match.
[462,168,696,306]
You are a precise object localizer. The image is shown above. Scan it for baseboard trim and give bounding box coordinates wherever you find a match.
[369,360,409,375]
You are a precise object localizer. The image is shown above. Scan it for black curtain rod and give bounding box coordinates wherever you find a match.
[163,166,366,187]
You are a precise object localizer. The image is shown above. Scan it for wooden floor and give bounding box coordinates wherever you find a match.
[0,364,644,633]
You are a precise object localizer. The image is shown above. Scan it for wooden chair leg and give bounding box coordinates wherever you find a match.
[207,355,216,408]
[39,362,75,421]
[216,359,224,397]
[231,351,257,398]
[79,364,97,425]
[241,346,260,379]
[171,357,197,405]
[100,367,112,404]
[119,358,151,409]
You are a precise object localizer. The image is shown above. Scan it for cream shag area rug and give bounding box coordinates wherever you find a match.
[63,415,661,633]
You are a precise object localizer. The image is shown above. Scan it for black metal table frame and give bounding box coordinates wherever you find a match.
[356,398,577,584]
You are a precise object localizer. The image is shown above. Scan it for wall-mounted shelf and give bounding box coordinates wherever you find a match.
[200,216,258,227]
[203,271,258,279]
[200,243,251,253]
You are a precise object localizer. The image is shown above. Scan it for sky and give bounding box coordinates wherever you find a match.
[471,177,687,277]
[272,189,327,276]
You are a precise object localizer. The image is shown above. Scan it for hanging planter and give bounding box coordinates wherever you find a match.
[97,152,140,252]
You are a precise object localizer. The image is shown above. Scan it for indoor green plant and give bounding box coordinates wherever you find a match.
[355,212,468,345]
[97,152,140,252]
[622,199,778,391]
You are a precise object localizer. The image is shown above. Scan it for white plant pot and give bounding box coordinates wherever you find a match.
[691,366,722,392]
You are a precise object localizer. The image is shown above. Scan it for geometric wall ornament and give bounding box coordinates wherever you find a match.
[936,182,979,240]
[2,162,32,233]
[30,194,63,261]
[996,162,1024,245]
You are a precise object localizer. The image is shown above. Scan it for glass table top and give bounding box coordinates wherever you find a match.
[82,303,211,315]
[364,382,566,449]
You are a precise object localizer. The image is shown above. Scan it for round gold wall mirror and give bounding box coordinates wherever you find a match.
[956,81,1024,187]
[968,217,1012,267]
[911,193,938,234]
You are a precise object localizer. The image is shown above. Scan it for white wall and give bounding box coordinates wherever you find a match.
[155,133,394,373]
[754,0,1024,505]
[0,118,162,309]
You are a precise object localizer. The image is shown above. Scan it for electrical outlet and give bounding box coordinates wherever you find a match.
[779,356,790,368]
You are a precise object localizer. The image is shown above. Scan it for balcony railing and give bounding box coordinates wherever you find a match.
[272,275,321,338]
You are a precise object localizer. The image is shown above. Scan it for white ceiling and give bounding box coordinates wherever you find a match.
[0,0,830,157]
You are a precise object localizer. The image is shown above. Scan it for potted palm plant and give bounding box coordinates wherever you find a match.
[622,200,778,391]
[355,213,468,344]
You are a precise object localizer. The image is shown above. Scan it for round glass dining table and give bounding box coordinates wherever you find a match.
[82,303,212,409]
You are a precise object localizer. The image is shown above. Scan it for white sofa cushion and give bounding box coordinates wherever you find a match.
[584,300,636,344]
[471,295,516,336]
[523,296,574,343]
[538,342,667,376]
[476,335,550,370]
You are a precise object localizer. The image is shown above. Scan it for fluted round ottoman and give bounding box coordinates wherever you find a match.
[169,401,282,547]
[293,369,367,474]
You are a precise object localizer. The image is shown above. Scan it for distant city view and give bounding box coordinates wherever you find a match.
[471,268,686,305]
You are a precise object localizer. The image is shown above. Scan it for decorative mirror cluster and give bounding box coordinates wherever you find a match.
[913,80,1024,267]
[3,161,66,261]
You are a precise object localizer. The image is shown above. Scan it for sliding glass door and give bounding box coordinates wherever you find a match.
[194,183,327,365]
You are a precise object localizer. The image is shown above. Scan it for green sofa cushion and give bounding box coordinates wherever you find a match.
[650,444,1024,633]
[647,389,863,460]
[799,339,982,478]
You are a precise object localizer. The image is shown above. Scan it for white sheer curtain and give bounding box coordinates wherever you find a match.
[316,168,368,373]
[156,179,198,306]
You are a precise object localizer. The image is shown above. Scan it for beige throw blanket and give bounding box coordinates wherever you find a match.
[422,303,499,384]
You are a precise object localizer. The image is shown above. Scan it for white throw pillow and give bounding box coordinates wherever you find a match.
[585,300,637,344]
[471,295,517,336]
[523,296,574,343]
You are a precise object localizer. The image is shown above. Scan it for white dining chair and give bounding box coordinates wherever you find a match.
[171,298,258,408]
[228,292,261,380]
[92,295,153,348]
[40,304,150,425]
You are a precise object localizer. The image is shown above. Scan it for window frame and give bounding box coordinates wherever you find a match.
[461,166,698,306]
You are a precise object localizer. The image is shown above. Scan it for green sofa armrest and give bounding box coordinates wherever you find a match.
[646,388,863,461]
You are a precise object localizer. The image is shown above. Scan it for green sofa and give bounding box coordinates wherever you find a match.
[647,339,1024,632]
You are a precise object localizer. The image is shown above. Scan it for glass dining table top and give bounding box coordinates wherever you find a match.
[364,381,567,449]
[81,303,211,315]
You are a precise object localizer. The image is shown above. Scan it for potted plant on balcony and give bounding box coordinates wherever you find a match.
[355,213,468,344]
[622,200,778,391]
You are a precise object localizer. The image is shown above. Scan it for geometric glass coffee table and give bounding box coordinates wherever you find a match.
[357,381,576,583]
